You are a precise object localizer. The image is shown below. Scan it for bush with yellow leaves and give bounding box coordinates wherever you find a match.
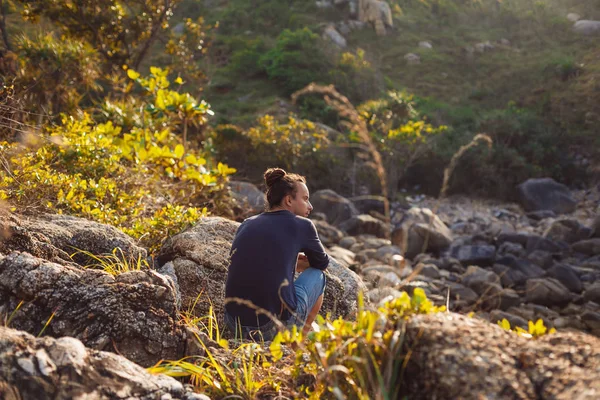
[0,67,235,251]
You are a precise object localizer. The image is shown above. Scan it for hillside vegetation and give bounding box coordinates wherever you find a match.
[1,0,599,215]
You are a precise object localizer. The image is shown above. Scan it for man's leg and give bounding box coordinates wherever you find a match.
[292,267,326,335]
[303,293,323,335]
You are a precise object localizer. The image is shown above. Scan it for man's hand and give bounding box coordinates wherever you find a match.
[296,253,310,273]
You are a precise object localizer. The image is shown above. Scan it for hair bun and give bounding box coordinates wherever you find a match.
[264,167,286,188]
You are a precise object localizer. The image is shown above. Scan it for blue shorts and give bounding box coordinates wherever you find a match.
[224,268,326,342]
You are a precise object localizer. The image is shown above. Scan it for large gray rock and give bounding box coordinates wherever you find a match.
[313,219,345,247]
[229,181,265,215]
[392,208,452,259]
[156,217,361,323]
[339,214,389,238]
[573,20,600,35]
[311,189,359,226]
[0,212,146,266]
[0,326,206,400]
[0,252,201,367]
[325,257,368,316]
[572,238,600,256]
[351,195,387,215]
[584,282,600,303]
[526,278,572,307]
[403,313,600,399]
[451,244,496,266]
[156,217,239,319]
[516,178,576,214]
[544,218,591,244]
[323,25,347,48]
[547,264,582,293]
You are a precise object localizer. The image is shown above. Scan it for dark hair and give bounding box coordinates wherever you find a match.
[264,167,306,210]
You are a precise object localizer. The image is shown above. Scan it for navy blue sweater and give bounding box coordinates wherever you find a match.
[224,210,329,327]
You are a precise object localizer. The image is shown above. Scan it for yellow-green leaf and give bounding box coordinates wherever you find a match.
[127,69,140,80]
[174,144,185,159]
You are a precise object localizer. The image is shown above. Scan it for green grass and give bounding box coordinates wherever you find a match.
[172,0,599,132]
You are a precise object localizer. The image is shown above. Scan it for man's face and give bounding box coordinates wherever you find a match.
[287,182,313,217]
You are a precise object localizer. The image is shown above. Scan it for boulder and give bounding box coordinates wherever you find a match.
[326,257,368,310]
[417,263,441,279]
[229,181,265,215]
[590,215,600,238]
[489,309,528,329]
[419,41,433,49]
[351,195,387,215]
[313,220,345,247]
[516,178,576,214]
[358,0,393,36]
[327,246,356,267]
[567,13,581,22]
[339,214,389,238]
[572,238,600,256]
[0,252,200,367]
[403,313,600,399]
[339,236,357,249]
[573,20,600,35]
[584,282,600,303]
[310,189,359,226]
[526,235,567,254]
[525,278,572,307]
[461,266,500,287]
[547,264,583,293]
[544,218,590,244]
[0,212,146,267]
[323,25,347,48]
[0,327,206,400]
[404,53,420,65]
[451,244,496,266]
[392,208,452,259]
[156,217,238,318]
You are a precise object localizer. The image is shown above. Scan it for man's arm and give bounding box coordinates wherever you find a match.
[301,219,329,270]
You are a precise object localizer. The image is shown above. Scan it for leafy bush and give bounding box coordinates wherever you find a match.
[0,68,235,251]
[16,33,102,119]
[357,91,447,197]
[260,28,332,95]
[442,103,575,198]
[329,48,384,103]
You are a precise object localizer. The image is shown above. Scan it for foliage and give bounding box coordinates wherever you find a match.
[0,68,235,251]
[260,28,331,95]
[357,91,446,197]
[150,289,445,399]
[245,114,329,171]
[15,33,102,119]
[498,318,557,338]
[443,103,575,198]
[17,0,185,72]
[329,48,383,103]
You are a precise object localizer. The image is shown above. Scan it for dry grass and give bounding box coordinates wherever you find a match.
[291,83,390,233]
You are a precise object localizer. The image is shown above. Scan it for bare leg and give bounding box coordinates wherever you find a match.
[303,294,323,335]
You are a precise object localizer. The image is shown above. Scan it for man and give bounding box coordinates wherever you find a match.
[224,167,328,341]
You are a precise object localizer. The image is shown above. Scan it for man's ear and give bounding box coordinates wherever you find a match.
[285,194,292,207]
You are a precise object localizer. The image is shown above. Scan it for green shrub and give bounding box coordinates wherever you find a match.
[438,103,576,198]
[260,28,331,95]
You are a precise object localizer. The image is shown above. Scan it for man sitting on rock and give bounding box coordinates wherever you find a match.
[224,167,329,341]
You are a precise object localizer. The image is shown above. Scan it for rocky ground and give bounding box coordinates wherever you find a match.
[0,177,599,399]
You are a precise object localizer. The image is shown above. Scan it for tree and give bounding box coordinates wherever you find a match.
[17,0,206,78]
